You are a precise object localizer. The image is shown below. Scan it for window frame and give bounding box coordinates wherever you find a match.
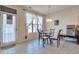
[26,12,43,33]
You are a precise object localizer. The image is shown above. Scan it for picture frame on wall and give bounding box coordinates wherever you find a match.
[54,20,59,25]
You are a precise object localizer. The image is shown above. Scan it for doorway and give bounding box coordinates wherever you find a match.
[3,13,16,44]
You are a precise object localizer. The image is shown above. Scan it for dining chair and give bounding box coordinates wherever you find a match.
[49,29,55,38]
[49,29,62,48]
[37,29,43,45]
[41,31,49,47]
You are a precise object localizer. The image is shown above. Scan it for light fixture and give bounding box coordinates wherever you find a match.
[46,18,52,22]
[46,5,52,22]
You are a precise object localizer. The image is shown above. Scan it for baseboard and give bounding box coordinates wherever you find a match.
[16,40,27,44]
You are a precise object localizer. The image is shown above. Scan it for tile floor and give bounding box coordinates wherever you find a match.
[0,38,79,54]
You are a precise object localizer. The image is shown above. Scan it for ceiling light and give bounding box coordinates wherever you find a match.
[46,5,52,22]
[46,18,52,22]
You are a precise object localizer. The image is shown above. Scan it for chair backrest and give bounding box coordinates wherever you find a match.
[37,29,40,33]
[37,29,42,34]
[49,29,55,37]
[37,29,43,39]
[38,30,48,39]
[57,29,62,40]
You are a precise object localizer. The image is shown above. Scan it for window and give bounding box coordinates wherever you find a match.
[26,13,33,33]
[26,13,43,33]
[37,16,43,30]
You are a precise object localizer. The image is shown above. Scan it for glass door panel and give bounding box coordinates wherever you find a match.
[0,13,2,45]
[3,14,16,43]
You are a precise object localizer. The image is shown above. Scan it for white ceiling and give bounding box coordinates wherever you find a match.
[24,5,76,15]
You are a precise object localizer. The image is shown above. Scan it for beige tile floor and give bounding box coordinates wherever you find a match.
[0,38,79,54]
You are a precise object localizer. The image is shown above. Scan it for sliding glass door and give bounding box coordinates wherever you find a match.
[3,13,16,43]
[0,13,2,45]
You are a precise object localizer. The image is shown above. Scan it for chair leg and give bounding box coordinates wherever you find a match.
[43,39,49,47]
[38,35,40,45]
[50,39,53,45]
[38,38,40,45]
[43,39,45,47]
[57,40,60,48]
[50,39,51,45]
[47,39,49,44]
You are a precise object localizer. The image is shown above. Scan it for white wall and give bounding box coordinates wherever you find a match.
[16,6,26,43]
[46,6,79,34]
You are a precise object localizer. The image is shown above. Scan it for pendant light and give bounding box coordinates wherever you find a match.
[46,5,52,22]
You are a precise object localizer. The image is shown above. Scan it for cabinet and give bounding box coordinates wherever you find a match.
[66,25,75,36]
